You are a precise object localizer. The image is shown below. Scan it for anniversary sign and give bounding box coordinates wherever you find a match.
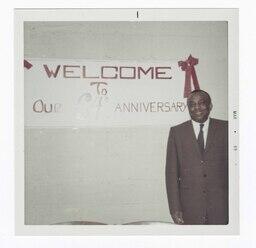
[24,57,199,127]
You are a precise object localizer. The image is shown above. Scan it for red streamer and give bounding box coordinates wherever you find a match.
[24,59,33,69]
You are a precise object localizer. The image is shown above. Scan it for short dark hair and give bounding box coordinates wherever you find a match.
[187,89,212,104]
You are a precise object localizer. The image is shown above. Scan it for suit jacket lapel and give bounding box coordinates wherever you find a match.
[187,120,202,159]
[205,118,216,153]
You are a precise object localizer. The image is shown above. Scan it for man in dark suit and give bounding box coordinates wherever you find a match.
[165,90,228,224]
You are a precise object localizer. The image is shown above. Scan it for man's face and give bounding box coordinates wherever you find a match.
[187,92,212,123]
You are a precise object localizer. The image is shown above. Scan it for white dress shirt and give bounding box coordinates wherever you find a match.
[192,118,210,148]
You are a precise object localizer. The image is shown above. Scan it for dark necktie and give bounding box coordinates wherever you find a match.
[197,123,204,155]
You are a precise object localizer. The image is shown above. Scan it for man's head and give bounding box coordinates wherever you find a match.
[187,90,212,123]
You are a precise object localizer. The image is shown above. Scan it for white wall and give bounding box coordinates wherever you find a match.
[24,21,228,224]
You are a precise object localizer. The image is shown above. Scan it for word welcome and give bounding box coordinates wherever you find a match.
[43,65,172,80]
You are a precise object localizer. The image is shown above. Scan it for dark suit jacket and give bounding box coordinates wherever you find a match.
[165,118,228,224]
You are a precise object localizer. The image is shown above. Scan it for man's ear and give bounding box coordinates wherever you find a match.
[209,103,213,111]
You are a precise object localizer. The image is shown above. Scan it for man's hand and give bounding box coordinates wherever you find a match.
[172,211,184,224]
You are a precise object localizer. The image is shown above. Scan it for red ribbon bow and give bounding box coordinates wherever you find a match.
[178,55,200,98]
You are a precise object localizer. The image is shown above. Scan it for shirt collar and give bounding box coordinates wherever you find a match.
[192,117,210,130]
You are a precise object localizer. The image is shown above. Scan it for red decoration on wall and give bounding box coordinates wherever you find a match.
[178,55,200,98]
[24,59,33,69]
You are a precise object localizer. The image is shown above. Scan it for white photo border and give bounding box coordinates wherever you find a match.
[14,8,239,235]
